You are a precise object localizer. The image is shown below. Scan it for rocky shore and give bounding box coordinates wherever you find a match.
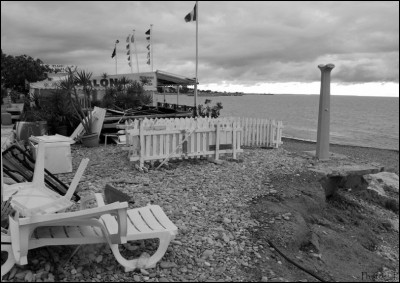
[2,137,399,282]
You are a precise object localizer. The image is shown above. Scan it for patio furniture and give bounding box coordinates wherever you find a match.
[1,193,178,277]
[3,141,88,216]
[2,144,80,201]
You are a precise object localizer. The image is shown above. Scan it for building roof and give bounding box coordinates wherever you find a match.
[156,70,197,86]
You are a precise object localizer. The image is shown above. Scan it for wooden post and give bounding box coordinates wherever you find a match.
[316,64,335,160]
[177,85,180,106]
[139,120,145,167]
[232,121,237,159]
[215,122,220,160]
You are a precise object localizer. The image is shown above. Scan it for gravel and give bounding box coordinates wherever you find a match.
[2,138,399,282]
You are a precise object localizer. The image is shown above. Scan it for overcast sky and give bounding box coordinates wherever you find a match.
[1,1,399,96]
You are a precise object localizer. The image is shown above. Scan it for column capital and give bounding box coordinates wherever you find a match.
[318,64,335,71]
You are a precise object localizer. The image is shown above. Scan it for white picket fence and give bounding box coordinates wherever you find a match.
[123,117,283,167]
[233,117,283,148]
[125,117,243,167]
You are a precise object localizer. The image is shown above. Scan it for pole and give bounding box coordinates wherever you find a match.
[177,85,180,105]
[316,63,335,160]
[133,30,140,73]
[194,0,198,116]
[150,24,154,72]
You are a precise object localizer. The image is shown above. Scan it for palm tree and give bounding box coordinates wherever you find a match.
[59,67,94,135]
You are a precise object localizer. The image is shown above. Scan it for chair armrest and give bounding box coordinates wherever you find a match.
[17,201,128,226]
[80,192,108,209]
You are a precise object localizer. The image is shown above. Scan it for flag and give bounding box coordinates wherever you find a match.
[127,50,130,55]
[147,44,150,50]
[131,35,135,43]
[111,47,116,58]
[146,36,150,41]
[147,59,150,65]
[147,53,150,59]
[127,56,130,61]
[126,44,130,50]
[128,62,131,67]
[184,4,196,22]
[145,29,150,35]
[126,36,130,43]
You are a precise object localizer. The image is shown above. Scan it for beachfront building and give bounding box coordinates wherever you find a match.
[29,66,197,107]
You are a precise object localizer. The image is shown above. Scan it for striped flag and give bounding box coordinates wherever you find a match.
[131,34,135,43]
[184,4,196,22]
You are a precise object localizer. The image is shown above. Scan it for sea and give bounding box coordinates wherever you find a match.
[158,94,399,151]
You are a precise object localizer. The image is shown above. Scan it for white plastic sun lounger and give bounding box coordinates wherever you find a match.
[1,193,178,277]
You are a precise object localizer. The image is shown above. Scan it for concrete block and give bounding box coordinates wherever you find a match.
[1,112,12,125]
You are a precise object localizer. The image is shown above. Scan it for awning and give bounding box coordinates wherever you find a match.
[156,70,197,86]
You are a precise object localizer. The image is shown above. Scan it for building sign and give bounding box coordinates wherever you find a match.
[44,64,77,74]
[90,72,157,91]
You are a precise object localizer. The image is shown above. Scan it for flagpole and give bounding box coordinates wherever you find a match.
[150,24,153,72]
[194,0,198,116]
[133,30,140,73]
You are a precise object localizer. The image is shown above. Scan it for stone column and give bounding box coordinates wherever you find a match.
[316,64,335,160]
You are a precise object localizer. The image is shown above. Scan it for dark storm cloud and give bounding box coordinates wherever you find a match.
[1,1,398,87]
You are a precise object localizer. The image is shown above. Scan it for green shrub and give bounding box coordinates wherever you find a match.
[197,99,223,118]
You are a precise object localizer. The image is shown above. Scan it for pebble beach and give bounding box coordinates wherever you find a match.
[2,128,399,282]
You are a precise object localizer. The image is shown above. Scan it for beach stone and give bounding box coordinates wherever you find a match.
[95,255,103,263]
[160,261,177,269]
[15,270,29,280]
[202,249,214,259]
[364,172,399,193]
[137,252,151,268]
[141,268,150,276]
[24,271,34,282]
[158,277,170,282]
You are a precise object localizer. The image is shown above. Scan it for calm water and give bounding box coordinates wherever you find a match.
[159,94,399,150]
